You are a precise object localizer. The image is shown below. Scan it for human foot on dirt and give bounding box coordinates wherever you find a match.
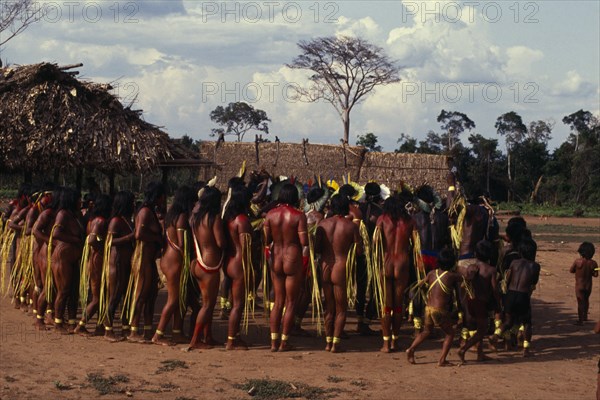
[330,343,344,353]
[380,343,391,353]
[390,337,400,352]
[406,348,416,364]
[44,314,55,326]
[225,337,248,350]
[104,331,124,343]
[187,341,213,350]
[152,333,174,346]
[278,341,295,352]
[54,324,69,335]
[437,360,454,367]
[458,349,466,364]
[476,354,492,362]
[271,340,279,352]
[127,332,147,343]
[74,323,92,336]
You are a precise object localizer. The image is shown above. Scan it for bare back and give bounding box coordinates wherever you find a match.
[570,257,598,291]
[506,259,540,293]
[316,216,360,284]
[466,260,499,304]
[426,269,462,310]
[377,214,413,278]
[264,205,308,276]
[193,213,225,270]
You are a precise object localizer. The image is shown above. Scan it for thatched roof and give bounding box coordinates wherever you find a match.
[199,140,449,193]
[159,138,212,168]
[0,62,172,173]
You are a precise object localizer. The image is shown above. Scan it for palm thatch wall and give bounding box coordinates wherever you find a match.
[361,152,448,193]
[0,62,172,174]
[199,141,448,193]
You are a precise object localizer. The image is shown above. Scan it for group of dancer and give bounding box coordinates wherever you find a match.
[0,165,557,365]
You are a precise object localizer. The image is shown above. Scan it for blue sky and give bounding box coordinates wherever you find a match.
[2,0,598,151]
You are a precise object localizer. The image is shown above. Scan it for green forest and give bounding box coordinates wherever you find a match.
[360,109,600,209]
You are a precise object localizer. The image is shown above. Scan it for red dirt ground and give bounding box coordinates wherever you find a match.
[1,215,598,399]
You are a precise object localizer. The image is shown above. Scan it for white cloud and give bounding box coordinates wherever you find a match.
[504,46,544,77]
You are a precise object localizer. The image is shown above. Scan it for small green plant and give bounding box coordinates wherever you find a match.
[86,372,129,395]
[234,378,336,400]
[156,359,189,374]
[54,381,73,391]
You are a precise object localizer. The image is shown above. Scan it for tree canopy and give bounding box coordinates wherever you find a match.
[287,36,400,144]
[209,102,270,142]
[356,132,382,152]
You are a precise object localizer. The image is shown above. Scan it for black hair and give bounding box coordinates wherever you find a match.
[91,194,112,220]
[438,247,456,271]
[507,216,527,228]
[475,240,493,263]
[306,187,325,204]
[143,182,166,207]
[223,185,250,222]
[277,183,299,208]
[112,191,135,219]
[193,181,206,195]
[415,185,435,204]
[58,187,80,212]
[194,186,221,228]
[228,176,245,188]
[578,242,595,259]
[165,185,196,228]
[338,184,357,200]
[505,222,525,244]
[383,195,405,221]
[330,194,349,216]
[518,238,537,261]
[364,182,380,198]
[48,187,64,211]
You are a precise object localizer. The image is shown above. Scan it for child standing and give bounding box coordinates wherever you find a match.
[570,242,598,325]
[406,248,463,367]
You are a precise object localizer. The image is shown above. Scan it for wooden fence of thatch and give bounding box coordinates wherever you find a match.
[199,141,448,193]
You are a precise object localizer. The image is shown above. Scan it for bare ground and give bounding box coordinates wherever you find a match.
[1,215,598,400]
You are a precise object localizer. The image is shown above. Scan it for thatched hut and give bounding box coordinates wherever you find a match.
[199,140,448,193]
[0,62,172,189]
[361,152,448,193]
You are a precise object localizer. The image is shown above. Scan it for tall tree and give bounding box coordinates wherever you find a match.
[468,134,500,195]
[562,110,598,151]
[356,132,382,152]
[209,102,270,142]
[287,36,400,144]
[437,110,475,151]
[395,133,418,153]
[0,0,43,47]
[180,134,201,153]
[495,112,527,201]
[528,120,553,145]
